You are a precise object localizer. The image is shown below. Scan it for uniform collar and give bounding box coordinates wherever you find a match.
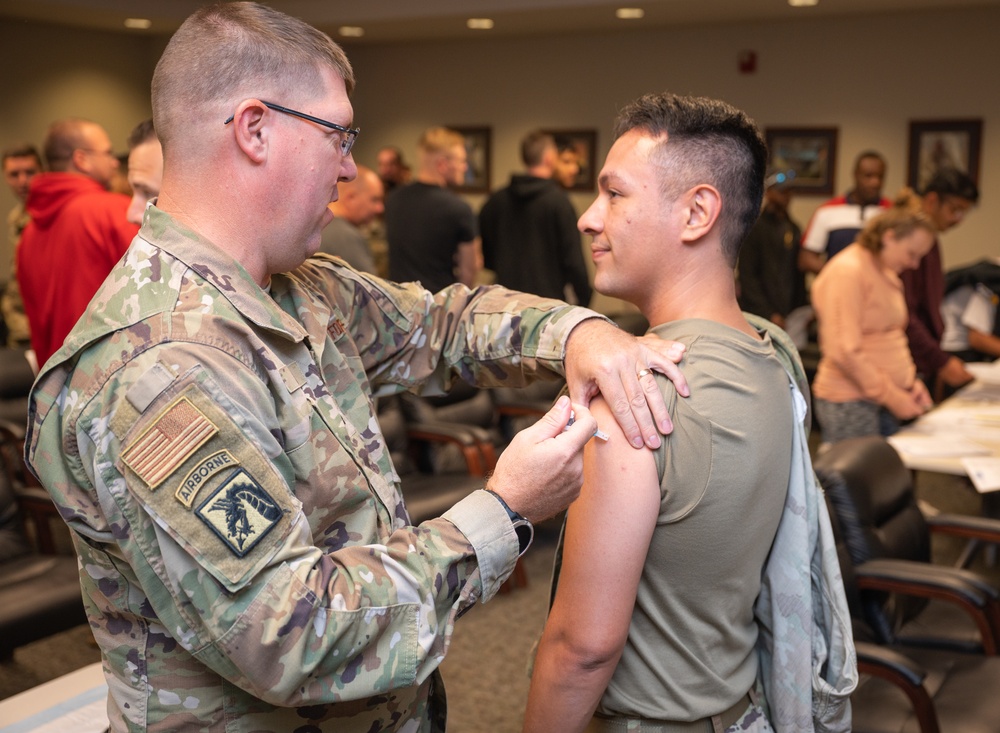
[140,205,309,343]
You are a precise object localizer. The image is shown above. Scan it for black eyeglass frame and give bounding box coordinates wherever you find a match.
[224,100,360,156]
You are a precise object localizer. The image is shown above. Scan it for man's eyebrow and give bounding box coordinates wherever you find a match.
[599,171,626,189]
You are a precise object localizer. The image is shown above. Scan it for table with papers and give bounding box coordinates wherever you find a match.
[889,373,1000,492]
[887,371,1000,565]
[0,662,108,733]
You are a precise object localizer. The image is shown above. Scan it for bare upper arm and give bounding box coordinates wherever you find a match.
[547,395,661,658]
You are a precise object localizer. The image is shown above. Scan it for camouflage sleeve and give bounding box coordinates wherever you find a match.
[42,342,513,706]
[302,261,606,394]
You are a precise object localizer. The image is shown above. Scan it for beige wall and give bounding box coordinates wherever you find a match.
[344,5,998,312]
[0,7,995,310]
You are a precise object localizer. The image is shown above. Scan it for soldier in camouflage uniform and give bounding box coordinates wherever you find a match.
[25,4,688,732]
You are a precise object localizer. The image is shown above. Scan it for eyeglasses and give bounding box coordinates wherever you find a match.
[224,100,359,157]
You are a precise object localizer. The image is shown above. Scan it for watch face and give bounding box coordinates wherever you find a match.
[513,518,534,555]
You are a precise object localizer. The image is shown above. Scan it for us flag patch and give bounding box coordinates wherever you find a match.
[122,396,219,489]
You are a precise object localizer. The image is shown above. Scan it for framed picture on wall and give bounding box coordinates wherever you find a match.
[907,119,982,192]
[543,129,598,191]
[764,127,838,196]
[449,126,491,193]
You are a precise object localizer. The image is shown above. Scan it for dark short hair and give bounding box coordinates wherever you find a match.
[2,143,43,169]
[922,167,980,204]
[379,146,404,165]
[553,135,575,155]
[127,118,157,150]
[520,130,555,167]
[854,150,886,171]
[613,92,767,266]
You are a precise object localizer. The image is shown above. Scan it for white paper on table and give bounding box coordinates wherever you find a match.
[919,404,1000,430]
[962,456,1000,493]
[966,361,1000,385]
[887,434,992,458]
[0,685,108,733]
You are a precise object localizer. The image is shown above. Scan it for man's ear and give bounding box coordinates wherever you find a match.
[229,100,269,164]
[679,184,722,244]
[70,148,90,176]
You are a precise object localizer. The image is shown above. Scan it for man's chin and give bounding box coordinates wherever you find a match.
[303,235,323,259]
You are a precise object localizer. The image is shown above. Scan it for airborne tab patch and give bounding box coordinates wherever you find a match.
[196,469,283,558]
[175,450,239,508]
[122,396,219,489]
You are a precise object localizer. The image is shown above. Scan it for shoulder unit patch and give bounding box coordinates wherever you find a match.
[196,469,283,557]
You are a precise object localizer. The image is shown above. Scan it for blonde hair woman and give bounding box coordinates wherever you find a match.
[811,190,935,445]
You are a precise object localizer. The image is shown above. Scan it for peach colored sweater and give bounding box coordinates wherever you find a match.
[812,243,917,415]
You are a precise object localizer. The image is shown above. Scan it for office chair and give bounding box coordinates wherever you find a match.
[817,436,1000,732]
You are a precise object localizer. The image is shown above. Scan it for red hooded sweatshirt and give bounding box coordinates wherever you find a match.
[17,172,138,368]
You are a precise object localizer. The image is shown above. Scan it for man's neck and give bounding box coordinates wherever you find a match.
[416,171,446,188]
[643,261,759,338]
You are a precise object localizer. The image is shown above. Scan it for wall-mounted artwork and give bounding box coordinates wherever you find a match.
[450,126,492,193]
[907,119,982,192]
[764,127,839,196]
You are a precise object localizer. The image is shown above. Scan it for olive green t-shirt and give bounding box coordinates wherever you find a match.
[598,318,793,722]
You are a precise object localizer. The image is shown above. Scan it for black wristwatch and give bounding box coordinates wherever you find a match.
[485,489,534,555]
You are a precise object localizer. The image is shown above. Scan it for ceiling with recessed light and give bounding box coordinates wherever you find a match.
[0,0,995,42]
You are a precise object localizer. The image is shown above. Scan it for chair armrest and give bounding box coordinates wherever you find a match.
[406,421,497,476]
[0,419,25,441]
[928,512,1000,545]
[855,642,940,733]
[856,640,926,687]
[494,401,549,419]
[856,558,999,653]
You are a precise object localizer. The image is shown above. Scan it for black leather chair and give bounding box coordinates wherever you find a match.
[379,395,492,522]
[815,436,1000,654]
[816,436,1000,732]
[399,382,502,474]
[0,347,34,436]
[0,425,87,660]
[491,380,562,443]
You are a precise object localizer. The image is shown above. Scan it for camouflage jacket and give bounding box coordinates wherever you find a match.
[747,315,856,733]
[26,206,593,732]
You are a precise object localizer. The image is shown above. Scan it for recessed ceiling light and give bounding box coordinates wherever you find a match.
[124,18,151,29]
[339,26,364,37]
[788,0,818,6]
[616,8,645,20]
[467,18,494,30]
